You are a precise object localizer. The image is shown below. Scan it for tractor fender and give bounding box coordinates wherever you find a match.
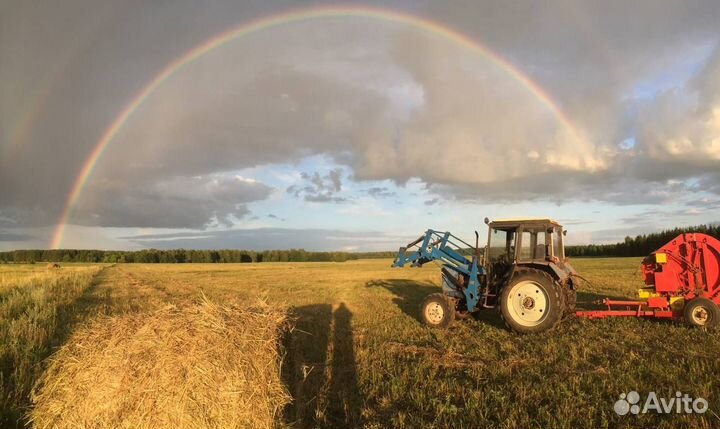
[515,263,577,312]
[517,262,574,284]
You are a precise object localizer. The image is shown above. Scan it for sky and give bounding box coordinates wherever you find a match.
[1,0,719,251]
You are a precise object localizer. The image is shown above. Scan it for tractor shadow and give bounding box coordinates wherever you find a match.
[365,279,507,329]
[365,279,437,322]
[282,303,361,429]
[468,307,507,329]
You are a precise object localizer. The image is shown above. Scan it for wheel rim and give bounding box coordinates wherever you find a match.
[425,302,445,324]
[691,306,710,325]
[506,280,550,327]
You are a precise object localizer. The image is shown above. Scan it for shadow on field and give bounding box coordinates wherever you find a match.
[283,303,360,429]
[365,279,438,321]
[468,307,506,329]
[366,279,510,329]
[1,268,109,429]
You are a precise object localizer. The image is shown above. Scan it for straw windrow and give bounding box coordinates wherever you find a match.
[29,297,290,429]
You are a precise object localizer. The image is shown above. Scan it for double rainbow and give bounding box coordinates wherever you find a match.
[51,5,584,249]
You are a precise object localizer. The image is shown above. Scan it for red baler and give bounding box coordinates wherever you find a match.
[576,233,720,327]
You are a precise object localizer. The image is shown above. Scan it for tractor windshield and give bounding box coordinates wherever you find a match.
[487,228,515,263]
[553,227,564,259]
[519,229,547,260]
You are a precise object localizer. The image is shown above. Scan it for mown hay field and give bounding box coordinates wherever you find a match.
[2,258,719,429]
[0,264,104,427]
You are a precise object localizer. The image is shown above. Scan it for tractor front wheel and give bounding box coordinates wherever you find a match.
[499,269,564,334]
[684,298,720,329]
[420,293,455,328]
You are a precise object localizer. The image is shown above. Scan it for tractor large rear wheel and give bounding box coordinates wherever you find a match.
[420,293,455,328]
[499,269,564,334]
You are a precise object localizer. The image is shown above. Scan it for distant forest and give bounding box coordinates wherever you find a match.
[564,224,720,257]
[1,224,718,263]
[0,248,397,264]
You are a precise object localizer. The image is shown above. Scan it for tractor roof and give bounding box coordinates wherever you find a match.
[488,218,562,229]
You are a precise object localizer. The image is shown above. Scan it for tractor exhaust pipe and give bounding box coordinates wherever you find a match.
[475,230,480,261]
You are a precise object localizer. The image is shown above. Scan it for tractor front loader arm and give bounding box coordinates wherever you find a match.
[392,230,472,268]
[392,229,486,312]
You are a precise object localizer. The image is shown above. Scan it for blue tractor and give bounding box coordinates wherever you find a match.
[393,218,577,333]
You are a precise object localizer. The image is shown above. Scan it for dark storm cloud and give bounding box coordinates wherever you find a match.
[0,0,281,225]
[74,175,273,228]
[2,0,720,244]
[365,187,396,198]
[122,227,410,251]
[685,197,720,210]
[0,230,34,242]
[287,169,347,203]
[429,169,694,206]
[692,175,720,196]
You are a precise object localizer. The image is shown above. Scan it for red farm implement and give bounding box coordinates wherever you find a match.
[576,233,720,327]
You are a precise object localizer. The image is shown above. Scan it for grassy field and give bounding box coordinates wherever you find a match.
[2,258,720,428]
[0,264,104,427]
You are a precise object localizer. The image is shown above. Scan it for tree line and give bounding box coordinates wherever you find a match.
[1,223,717,263]
[0,248,397,264]
[565,224,720,257]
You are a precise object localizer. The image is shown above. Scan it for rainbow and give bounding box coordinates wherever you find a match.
[51,5,584,249]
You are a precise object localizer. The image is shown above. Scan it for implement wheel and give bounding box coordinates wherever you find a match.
[499,269,564,334]
[684,298,719,329]
[420,293,455,328]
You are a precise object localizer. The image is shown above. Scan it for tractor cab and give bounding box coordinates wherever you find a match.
[485,219,575,300]
[485,219,569,276]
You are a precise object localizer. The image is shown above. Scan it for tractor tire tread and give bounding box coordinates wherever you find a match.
[564,280,577,316]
